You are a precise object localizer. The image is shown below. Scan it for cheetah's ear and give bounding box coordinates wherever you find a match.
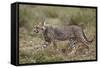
[41,19,46,26]
[43,20,46,26]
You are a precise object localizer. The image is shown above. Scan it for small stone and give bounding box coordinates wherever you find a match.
[43,45,47,48]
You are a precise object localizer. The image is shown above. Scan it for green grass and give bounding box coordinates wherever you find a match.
[19,4,96,64]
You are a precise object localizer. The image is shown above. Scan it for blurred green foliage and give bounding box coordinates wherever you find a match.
[19,4,96,64]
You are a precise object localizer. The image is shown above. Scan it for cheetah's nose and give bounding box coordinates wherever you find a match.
[33,29,38,33]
